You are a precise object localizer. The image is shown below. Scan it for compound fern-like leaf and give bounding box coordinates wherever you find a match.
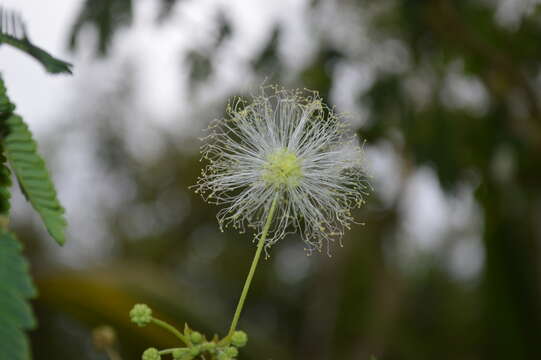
[3,115,67,245]
[0,230,37,360]
[0,7,73,74]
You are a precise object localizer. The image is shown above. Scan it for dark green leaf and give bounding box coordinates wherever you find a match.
[3,115,67,245]
[0,7,73,74]
[0,230,37,360]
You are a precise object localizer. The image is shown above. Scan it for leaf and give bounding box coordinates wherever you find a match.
[0,151,12,218]
[0,7,73,74]
[0,230,37,360]
[3,115,67,245]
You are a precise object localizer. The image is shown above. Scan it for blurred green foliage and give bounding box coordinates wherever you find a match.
[19,0,541,359]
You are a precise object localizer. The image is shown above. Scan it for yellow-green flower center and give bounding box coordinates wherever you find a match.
[262,148,303,187]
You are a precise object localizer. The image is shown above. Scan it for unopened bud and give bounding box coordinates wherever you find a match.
[142,348,161,360]
[190,331,203,344]
[130,304,152,327]
[231,330,248,348]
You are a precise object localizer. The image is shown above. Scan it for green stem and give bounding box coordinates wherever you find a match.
[158,348,184,355]
[151,318,191,346]
[225,192,280,342]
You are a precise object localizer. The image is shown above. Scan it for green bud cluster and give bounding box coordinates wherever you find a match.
[129,307,249,360]
[130,304,153,327]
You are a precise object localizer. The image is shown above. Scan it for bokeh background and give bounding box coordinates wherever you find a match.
[1,0,541,359]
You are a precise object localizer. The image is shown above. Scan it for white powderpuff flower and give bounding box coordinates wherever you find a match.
[195,86,369,253]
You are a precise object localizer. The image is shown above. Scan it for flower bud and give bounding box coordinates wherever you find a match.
[190,331,203,344]
[130,304,152,327]
[142,348,161,360]
[231,331,248,347]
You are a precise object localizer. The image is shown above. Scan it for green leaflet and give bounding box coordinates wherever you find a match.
[0,7,73,75]
[0,151,11,217]
[0,230,37,360]
[0,76,14,117]
[0,76,12,221]
[3,115,67,245]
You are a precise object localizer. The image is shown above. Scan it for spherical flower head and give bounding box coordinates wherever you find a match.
[231,330,248,347]
[195,86,370,253]
[130,304,152,327]
[142,348,161,360]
